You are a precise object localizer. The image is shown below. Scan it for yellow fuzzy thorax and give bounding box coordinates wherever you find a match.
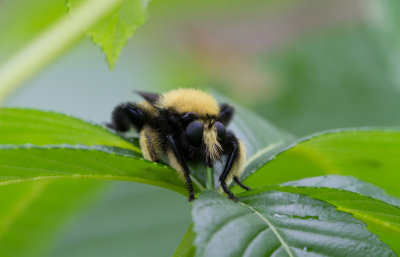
[155,89,219,116]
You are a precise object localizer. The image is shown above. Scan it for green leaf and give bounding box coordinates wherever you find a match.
[67,0,148,69]
[172,224,196,257]
[0,179,103,257]
[0,143,192,256]
[193,190,396,257]
[237,130,400,199]
[0,0,65,60]
[0,108,138,151]
[242,185,400,254]
[282,175,400,208]
[180,176,400,255]
[0,0,128,102]
[0,145,190,196]
[47,181,191,257]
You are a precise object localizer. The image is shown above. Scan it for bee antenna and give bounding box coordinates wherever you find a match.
[207,115,215,128]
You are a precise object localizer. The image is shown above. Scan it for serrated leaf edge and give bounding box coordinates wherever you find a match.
[0,144,191,195]
[0,107,140,153]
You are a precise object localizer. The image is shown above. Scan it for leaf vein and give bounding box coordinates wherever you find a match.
[238,201,295,257]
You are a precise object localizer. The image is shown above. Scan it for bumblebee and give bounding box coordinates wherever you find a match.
[108,88,250,201]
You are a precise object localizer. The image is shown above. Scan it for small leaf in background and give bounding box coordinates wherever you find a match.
[193,190,395,257]
[236,130,400,199]
[67,0,148,69]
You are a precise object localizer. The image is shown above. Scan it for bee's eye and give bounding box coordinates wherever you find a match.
[214,121,226,143]
[186,121,204,146]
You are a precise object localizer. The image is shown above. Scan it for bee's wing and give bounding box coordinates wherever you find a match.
[135,91,160,105]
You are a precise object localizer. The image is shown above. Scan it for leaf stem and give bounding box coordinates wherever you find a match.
[190,175,205,191]
[207,167,214,190]
[0,0,124,103]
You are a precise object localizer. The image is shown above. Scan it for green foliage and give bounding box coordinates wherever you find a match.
[0,0,65,59]
[0,145,187,195]
[1,105,400,256]
[192,190,396,257]
[1,1,400,255]
[0,0,149,102]
[0,109,188,194]
[67,0,148,69]
[0,180,103,257]
[0,108,138,150]
[238,130,400,198]
[282,175,400,207]
[243,185,400,253]
[172,224,196,257]
[48,182,191,257]
[0,108,189,257]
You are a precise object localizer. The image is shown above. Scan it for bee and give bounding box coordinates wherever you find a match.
[108,88,250,201]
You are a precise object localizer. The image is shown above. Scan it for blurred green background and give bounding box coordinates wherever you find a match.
[1,0,400,256]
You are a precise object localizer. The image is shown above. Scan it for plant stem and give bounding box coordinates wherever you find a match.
[207,167,214,190]
[0,0,124,103]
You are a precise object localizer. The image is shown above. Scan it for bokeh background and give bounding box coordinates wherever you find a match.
[1,0,400,256]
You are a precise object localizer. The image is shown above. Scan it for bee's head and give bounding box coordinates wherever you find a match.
[137,88,232,164]
[184,114,226,163]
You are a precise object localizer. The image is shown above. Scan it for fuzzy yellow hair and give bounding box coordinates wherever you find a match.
[203,121,222,161]
[136,101,159,118]
[139,126,163,162]
[225,140,246,184]
[155,89,219,116]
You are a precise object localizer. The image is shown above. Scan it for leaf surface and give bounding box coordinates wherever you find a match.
[193,190,396,257]
[0,108,138,151]
[173,224,196,257]
[236,130,400,199]
[0,180,103,257]
[242,185,400,253]
[67,0,148,68]
[282,175,400,207]
[47,181,191,257]
[0,145,189,196]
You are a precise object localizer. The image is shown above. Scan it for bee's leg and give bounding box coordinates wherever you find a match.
[234,176,251,191]
[219,140,240,201]
[108,103,146,132]
[219,133,247,201]
[217,104,234,126]
[166,135,195,201]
